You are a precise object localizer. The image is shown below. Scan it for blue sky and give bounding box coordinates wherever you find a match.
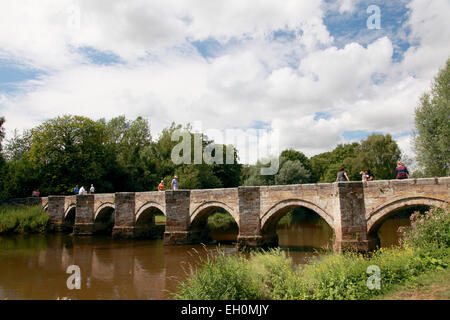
[0,0,448,161]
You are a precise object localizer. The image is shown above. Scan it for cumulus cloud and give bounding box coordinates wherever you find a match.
[0,0,448,163]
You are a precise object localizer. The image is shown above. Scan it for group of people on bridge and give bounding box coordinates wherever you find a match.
[158,176,179,191]
[73,184,95,195]
[336,161,410,182]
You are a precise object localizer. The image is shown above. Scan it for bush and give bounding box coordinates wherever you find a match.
[0,205,49,234]
[401,205,450,249]
[174,249,265,300]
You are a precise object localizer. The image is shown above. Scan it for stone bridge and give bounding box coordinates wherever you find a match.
[43,177,449,251]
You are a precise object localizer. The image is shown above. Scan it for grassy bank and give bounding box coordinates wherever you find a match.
[0,205,49,234]
[376,267,450,300]
[174,205,450,300]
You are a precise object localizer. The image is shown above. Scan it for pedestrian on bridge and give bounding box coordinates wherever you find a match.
[395,162,409,179]
[171,176,178,190]
[336,167,350,182]
[360,169,374,181]
[158,180,165,191]
[79,186,87,195]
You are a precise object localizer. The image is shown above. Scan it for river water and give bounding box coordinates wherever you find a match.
[0,219,409,300]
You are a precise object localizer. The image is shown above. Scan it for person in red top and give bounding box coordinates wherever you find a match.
[36,189,40,197]
[158,180,165,191]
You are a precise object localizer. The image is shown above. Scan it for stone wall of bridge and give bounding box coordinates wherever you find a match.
[364,177,450,236]
[41,177,449,252]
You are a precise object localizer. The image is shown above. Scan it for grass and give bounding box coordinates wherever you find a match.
[0,205,49,234]
[375,267,450,300]
[174,205,450,300]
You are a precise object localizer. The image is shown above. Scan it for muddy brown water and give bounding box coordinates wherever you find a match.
[0,219,408,300]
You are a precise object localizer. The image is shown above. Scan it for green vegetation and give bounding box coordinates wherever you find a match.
[0,205,49,234]
[310,134,401,183]
[277,207,321,227]
[413,58,450,177]
[174,206,450,300]
[0,118,242,199]
[400,206,449,249]
[376,267,450,300]
[154,214,166,225]
[207,211,239,234]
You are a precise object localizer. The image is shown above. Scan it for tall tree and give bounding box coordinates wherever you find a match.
[105,116,153,191]
[0,116,5,173]
[26,115,112,195]
[310,143,360,183]
[3,129,31,162]
[279,149,312,173]
[0,116,5,152]
[347,134,401,181]
[275,160,311,185]
[413,58,450,177]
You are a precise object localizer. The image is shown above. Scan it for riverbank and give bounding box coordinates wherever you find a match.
[174,205,450,300]
[376,267,450,300]
[0,205,48,234]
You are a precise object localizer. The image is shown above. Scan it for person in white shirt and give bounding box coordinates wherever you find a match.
[90,184,95,194]
[79,186,86,195]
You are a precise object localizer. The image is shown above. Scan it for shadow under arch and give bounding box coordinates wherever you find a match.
[94,204,115,235]
[135,203,166,239]
[189,202,239,244]
[367,197,447,247]
[63,205,76,232]
[260,199,335,249]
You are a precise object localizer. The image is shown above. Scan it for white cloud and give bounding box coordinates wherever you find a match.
[338,0,355,14]
[0,0,448,164]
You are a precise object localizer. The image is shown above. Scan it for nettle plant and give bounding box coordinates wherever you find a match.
[400,205,450,249]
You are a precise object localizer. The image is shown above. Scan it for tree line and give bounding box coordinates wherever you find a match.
[0,59,448,199]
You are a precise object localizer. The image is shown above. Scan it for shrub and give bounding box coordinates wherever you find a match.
[174,249,265,300]
[0,205,49,234]
[401,205,450,249]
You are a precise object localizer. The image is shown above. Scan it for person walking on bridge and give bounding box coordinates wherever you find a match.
[336,167,350,182]
[360,169,374,181]
[171,176,178,190]
[158,180,165,191]
[79,186,87,195]
[395,161,409,179]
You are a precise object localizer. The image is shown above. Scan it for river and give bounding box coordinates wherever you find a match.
[0,218,409,300]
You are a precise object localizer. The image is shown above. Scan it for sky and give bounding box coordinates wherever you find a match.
[0,0,449,164]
